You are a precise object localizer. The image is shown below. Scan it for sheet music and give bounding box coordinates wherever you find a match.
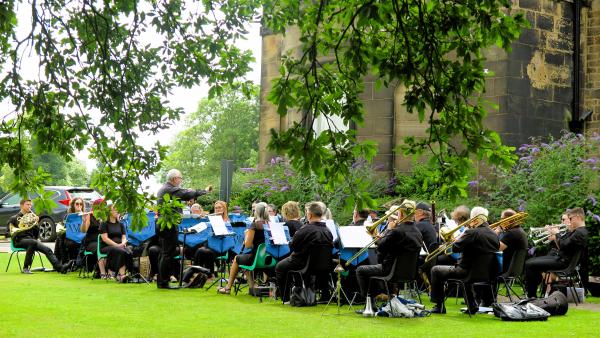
[208,215,231,236]
[269,216,277,223]
[189,222,208,234]
[324,220,338,243]
[338,226,373,249]
[269,222,288,245]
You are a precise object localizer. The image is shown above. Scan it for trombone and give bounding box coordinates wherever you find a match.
[345,202,415,267]
[489,212,528,231]
[424,214,488,264]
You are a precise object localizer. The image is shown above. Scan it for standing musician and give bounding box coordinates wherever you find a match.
[8,198,67,274]
[355,200,423,314]
[430,206,499,315]
[156,169,212,289]
[494,209,528,275]
[524,207,588,298]
[275,201,334,302]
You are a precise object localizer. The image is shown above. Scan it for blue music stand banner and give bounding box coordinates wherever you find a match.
[65,213,85,244]
[263,224,291,259]
[340,248,369,266]
[125,212,157,247]
[178,217,209,247]
[207,222,236,254]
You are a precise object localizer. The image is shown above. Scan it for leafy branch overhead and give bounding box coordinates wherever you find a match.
[264,0,528,204]
[0,0,259,229]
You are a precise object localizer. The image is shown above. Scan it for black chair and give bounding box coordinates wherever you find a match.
[545,250,583,305]
[282,244,333,304]
[368,250,421,304]
[445,253,498,317]
[497,248,527,301]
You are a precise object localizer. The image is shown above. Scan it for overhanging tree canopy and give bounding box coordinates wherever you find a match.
[0,0,527,229]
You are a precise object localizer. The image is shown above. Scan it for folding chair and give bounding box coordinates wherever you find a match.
[5,238,45,272]
[234,244,277,295]
[497,248,527,301]
[92,235,108,280]
[368,250,422,305]
[282,244,334,304]
[545,250,583,305]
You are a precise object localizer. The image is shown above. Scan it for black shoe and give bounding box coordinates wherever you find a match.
[157,284,180,289]
[22,268,33,274]
[462,306,479,315]
[59,264,69,274]
[430,304,446,314]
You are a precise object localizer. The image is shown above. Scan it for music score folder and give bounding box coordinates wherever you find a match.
[338,226,374,249]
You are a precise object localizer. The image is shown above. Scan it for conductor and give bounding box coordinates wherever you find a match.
[156,169,212,289]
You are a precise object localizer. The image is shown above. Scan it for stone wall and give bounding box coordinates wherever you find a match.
[582,0,600,135]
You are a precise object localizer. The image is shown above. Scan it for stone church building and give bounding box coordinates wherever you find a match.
[258,0,600,172]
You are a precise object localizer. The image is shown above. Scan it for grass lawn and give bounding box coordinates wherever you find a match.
[1,252,598,338]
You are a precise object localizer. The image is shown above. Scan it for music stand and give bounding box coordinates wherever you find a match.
[322,253,354,316]
[205,223,236,291]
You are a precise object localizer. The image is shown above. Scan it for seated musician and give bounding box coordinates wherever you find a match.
[268,203,282,222]
[79,203,107,277]
[275,201,334,302]
[55,198,87,264]
[494,209,528,276]
[414,202,438,253]
[9,199,67,274]
[194,200,230,278]
[355,200,423,314]
[100,203,132,282]
[281,201,303,238]
[436,205,470,266]
[218,202,270,294]
[524,207,588,298]
[430,206,499,315]
[190,203,206,217]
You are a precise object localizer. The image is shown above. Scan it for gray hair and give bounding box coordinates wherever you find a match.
[306,201,325,218]
[166,169,182,182]
[470,206,489,220]
[254,202,270,222]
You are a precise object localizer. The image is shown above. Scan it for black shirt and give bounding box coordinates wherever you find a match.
[248,220,266,255]
[9,211,38,240]
[453,224,500,271]
[414,218,438,252]
[83,215,101,246]
[499,226,528,273]
[285,219,303,238]
[156,182,207,213]
[289,221,333,263]
[100,220,126,245]
[557,227,588,263]
[376,221,423,273]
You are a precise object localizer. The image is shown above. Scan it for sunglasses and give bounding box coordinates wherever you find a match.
[75,202,83,206]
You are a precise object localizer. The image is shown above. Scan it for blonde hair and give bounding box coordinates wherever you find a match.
[214,200,230,222]
[281,201,300,220]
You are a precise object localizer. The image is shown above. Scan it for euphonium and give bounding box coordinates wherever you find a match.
[362,294,376,317]
[489,212,528,231]
[424,213,488,264]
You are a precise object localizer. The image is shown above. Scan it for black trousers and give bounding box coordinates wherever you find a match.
[194,247,216,275]
[158,228,179,287]
[100,246,132,272]
[14,237,61,269]
[275,256,306,302]
[356,264,385,298]
[430,265,470,305]
[524,255,567,298]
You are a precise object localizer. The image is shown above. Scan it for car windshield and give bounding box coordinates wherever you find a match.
[69,190,102,201]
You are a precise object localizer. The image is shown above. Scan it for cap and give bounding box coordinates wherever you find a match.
[415,202,431,212]
[384,205,400,220]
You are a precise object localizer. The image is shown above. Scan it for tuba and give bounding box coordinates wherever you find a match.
[12,212,39,235]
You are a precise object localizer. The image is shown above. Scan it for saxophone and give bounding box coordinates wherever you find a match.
[11,212,40,235]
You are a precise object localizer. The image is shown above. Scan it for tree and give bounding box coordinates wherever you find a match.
[0,0,527,228]
[263,0,528,208]
[161,85,259,189]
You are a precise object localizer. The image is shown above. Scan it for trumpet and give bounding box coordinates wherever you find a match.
[345,202,416,267]
[424,213,488,264]
[530,224,567,245]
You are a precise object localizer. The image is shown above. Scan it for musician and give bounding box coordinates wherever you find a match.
[436,205,471,266]
[494,209,528,275]
[190,203,205,216]
[268,203,282,222]
[100,203,132,282]
[430,206,499,314]
[414,202,438,253]
[79,202,106,277]
[156,169,212,289]
[355,201,423,313]
[524,207,588,298]
[281,201,303,238]
[9,199,67,274]
[275,201,334,302]
[193,200,230,277]
[55,198,88,264]
[218,202,270,294]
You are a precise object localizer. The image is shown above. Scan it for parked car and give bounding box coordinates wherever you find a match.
[0,186,103,242]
